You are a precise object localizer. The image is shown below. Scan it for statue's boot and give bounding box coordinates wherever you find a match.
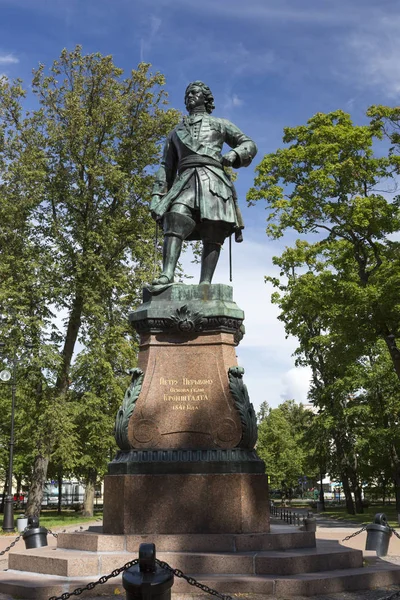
[199,242,221,284]
[152,212,195,285]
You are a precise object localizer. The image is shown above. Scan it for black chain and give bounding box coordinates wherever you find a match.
[377,589,400,600]
[46,528,58,539]
[47,558,139,600]
[46,555,233,600]
[343,522,400,543]
[0,533,22,556]
[43,520,400,600]
[156,559,233,600]
[374,525,400,600]
[389,526,400,540]
[342,524,368,542]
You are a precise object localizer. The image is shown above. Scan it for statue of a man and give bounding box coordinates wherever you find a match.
[150,81,257,287]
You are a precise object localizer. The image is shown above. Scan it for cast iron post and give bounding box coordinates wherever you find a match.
[0,332,33,533]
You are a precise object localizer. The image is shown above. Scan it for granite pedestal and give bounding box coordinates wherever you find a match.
[104,284,268,536]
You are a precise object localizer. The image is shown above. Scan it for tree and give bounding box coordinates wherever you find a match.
[68,315,137,516]
[248,109,400,512]
[0,46,179,515]
[248,110,400,378]
[257,401,309,497]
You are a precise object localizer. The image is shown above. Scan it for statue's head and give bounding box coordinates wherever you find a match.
[184,81,215,114]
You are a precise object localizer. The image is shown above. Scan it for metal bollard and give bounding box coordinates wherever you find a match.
[303,511,317,532]
[123,543,174,600]
[366,513,392,557]
[16,515,28,533]
[22,516,48,549]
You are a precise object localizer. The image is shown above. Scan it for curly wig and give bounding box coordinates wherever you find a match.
[184,81,215,114]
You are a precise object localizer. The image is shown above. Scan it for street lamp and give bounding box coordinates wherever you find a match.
[0,341,33,532]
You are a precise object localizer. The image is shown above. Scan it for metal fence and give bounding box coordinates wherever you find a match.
[270,503,303,526]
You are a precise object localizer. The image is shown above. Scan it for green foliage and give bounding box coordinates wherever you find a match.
[257,401,310,490]
[0,46,179,509]
[249,107,400,511]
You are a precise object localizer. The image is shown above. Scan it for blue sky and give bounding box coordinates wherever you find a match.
[0,0,398,409]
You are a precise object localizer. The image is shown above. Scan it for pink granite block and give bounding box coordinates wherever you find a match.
[104,473,269,535]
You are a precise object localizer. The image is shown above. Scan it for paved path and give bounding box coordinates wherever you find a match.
[0,515,399,600]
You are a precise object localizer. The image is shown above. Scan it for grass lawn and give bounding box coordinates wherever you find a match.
[0,509,103,535]
[322,505,400,528]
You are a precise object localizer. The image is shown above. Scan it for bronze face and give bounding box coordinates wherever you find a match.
[185,85,206,112]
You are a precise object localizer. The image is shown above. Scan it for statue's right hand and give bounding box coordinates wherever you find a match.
[151,210,162,222]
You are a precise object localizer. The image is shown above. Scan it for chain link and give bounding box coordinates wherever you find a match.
[45,555,233,600]
[342,524,368,542]
[0,533,22,556]
[156,559,233,600]
[372,525,400,600]
[389,525,400,540]
[45,528,58,539]
[342,522,400,543]
[47,558,139,600]
[41,520,400,600]
[377,589,400,600]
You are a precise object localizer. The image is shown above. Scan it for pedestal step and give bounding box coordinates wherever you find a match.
[57,528,316,552]
[8,543,362,577]
[1,559,400,599]
[1,526,400,598]
[173,560,400,596]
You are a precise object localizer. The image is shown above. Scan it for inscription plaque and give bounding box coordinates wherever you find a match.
[128,335,242,449]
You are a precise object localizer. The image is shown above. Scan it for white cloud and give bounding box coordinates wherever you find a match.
[348,34,400,98]
[341,13,400,99]
[203,42,278,77]
[140,15,162,62]
[0,53,19,65]
[281,366,312,404]
[141,0,366,27]
[223,93,244,112]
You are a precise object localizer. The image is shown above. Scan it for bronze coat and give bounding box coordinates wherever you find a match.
[151,114,257,241]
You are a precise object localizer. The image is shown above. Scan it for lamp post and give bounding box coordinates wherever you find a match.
[0,341,33,532]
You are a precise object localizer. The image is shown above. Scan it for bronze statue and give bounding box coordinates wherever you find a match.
[150,81,257,287]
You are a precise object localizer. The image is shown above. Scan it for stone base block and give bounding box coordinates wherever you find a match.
[2,551,400,598]
[58,528,316,553]
[7,544,361,578]
[103,472,269,535]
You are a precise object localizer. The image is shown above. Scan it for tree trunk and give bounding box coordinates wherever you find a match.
[0,477,7,513]
[319,471,325,510]
[26,454,49,517]
[383,332,400,382]
[16,474,22,498]
[353,483,363,513]
[81,468,97,517]
[382,477,390,505]
[393,468,400,516]
[56,294,83,395]
[342,471,355,514]
[388,445,400,514]
[348,468,364,513]
[26,295,84,516]
[57,469,63,515]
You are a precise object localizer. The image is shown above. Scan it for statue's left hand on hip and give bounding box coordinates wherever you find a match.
[221,151,238,167]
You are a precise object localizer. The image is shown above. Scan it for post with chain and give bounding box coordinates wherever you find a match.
[366,513,393,557]
[303,511,317,532]
[123,543,174,600]
[22,516,48,549]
